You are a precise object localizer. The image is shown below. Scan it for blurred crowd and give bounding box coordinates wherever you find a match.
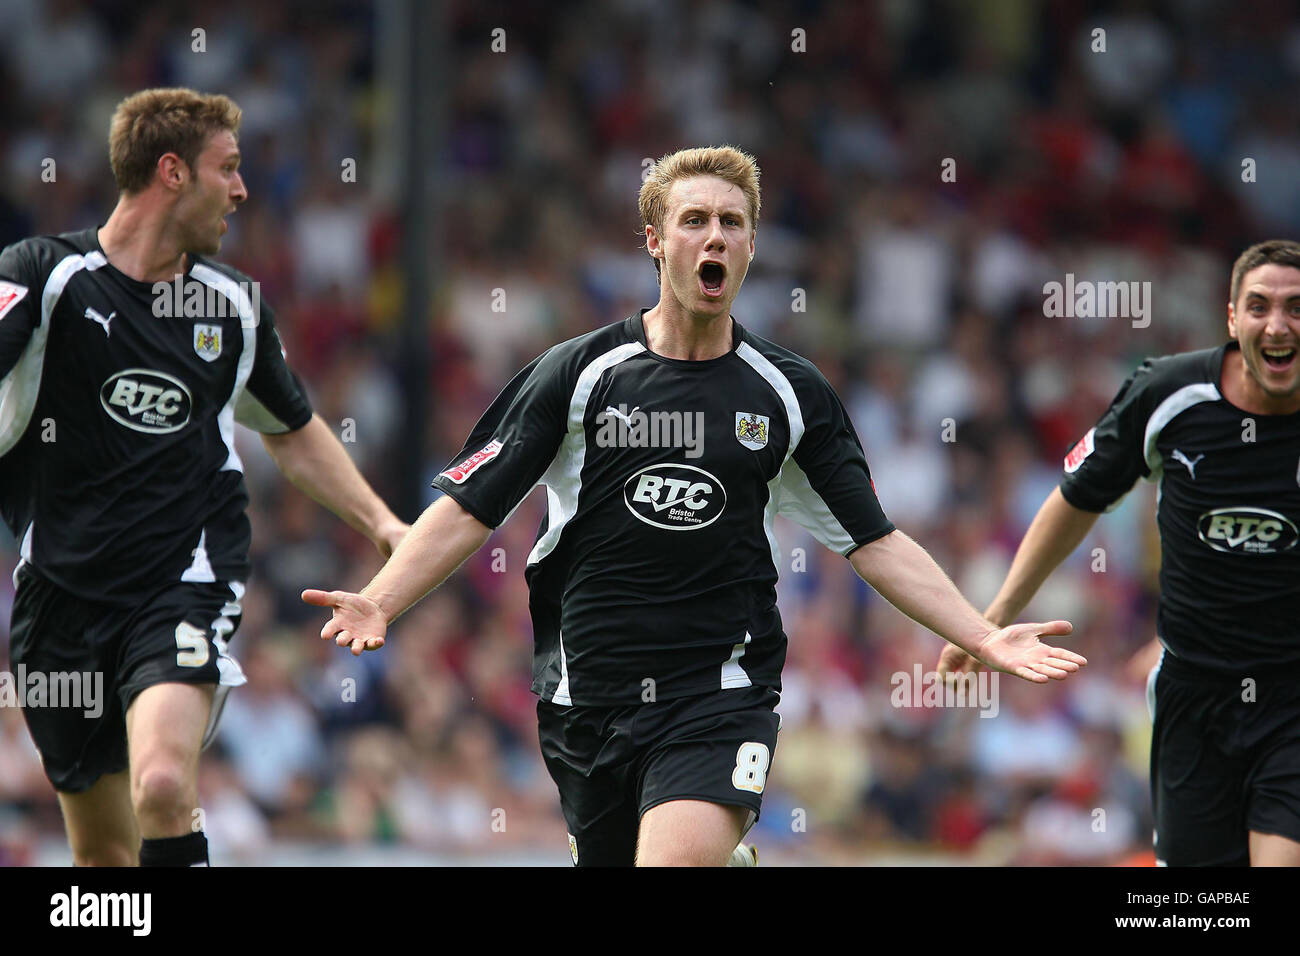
[2,0,1295,864]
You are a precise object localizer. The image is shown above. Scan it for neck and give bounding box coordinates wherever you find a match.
[642,291,732,361]
[97,196,188,284]
[1221,345,1300,415]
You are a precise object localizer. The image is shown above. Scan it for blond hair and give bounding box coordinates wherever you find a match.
[638,146,761,275]
[109,88,242,194]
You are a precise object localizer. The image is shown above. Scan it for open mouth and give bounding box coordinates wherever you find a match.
[1262,346,1297,371]
[699,261,726,298]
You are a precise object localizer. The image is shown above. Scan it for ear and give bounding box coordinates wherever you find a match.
[1227,301,1238,340]
[645,224,663,259]
[157,152,189,190]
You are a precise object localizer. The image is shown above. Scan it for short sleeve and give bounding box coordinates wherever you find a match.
[431,348,570,529]
[1058,361,1156,513]
[778,366,895,555]
[234,297,313,433]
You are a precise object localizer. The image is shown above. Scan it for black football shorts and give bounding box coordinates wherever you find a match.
[8,562,246,793]
[537,684,781,866]
[1149,649,1300,866]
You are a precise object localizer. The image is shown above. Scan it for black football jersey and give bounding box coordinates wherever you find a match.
[0,228,312,604]
[432,311,895,705]
[1060,343,1300,671]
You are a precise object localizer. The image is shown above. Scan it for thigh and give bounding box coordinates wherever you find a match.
[56,770,138,866]
[126,681,215,774]
[8,567,128,793]
[537,699,639,867]
[636,799,749,867]
[1150,671,1249,866]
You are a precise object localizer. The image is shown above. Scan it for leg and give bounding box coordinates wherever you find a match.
[537,698,640,866]
[56,771,139,866]
[1149,667,1249,865]
[635,799,749,866]
[125,682,213,838]
[633,687,780,867]
[1249,831,1300,866]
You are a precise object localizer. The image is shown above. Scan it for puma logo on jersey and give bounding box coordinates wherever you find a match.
[624,463,727,530]
[1197,507,1298,554]
[99,369,193,434]
[605,405,639,425]
[1171,449,1204,479]
[85,306,115,337]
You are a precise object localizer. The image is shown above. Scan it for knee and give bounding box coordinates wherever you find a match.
[635,845,723,867]
[72,843,137,867]
[132,759,191,820]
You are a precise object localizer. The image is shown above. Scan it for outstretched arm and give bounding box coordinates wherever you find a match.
[302,492,493,655]
[261,414,409,556]
[937,487,1100,676]
[850,528,1086,683]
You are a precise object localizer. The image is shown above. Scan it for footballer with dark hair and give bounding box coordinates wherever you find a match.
[940,240,1300,867]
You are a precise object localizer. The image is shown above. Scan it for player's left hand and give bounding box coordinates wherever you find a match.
[972,620,1086,683]
[372,517,411,559]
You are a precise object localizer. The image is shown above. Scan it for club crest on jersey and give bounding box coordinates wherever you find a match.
[1063,427,1095,473]
[440,439,503,484]
[193,324,222,362]
[735,412,769,451]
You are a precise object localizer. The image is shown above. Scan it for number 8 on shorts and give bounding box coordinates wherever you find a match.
[731,741,770,793]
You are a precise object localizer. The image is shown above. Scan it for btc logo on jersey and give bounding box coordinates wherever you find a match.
[193,324,222,362]
[735,412,769,450]
[1197,507,1299,554]
[100,369,193,434]
[624,463,727,530]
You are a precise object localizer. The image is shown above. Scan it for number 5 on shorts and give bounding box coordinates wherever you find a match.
[731,741,770,793]
[175,621,210,668]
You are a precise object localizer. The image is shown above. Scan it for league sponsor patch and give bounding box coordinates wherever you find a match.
[0,280,29,320]
[1063,427,1096,473]
[441,439,504,484]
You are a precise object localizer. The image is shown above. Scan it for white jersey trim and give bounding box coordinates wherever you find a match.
[191,264,258,473]
[552,629,573,706]
[777,456,857,555]
[527,340,646,567]
[721,631,754,689]
[1143,383,1220,479]
[0,252,106,456]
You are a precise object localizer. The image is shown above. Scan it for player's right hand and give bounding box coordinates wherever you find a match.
[301,589,389,656]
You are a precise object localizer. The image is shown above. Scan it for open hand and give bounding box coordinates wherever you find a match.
[301,588,389,656]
